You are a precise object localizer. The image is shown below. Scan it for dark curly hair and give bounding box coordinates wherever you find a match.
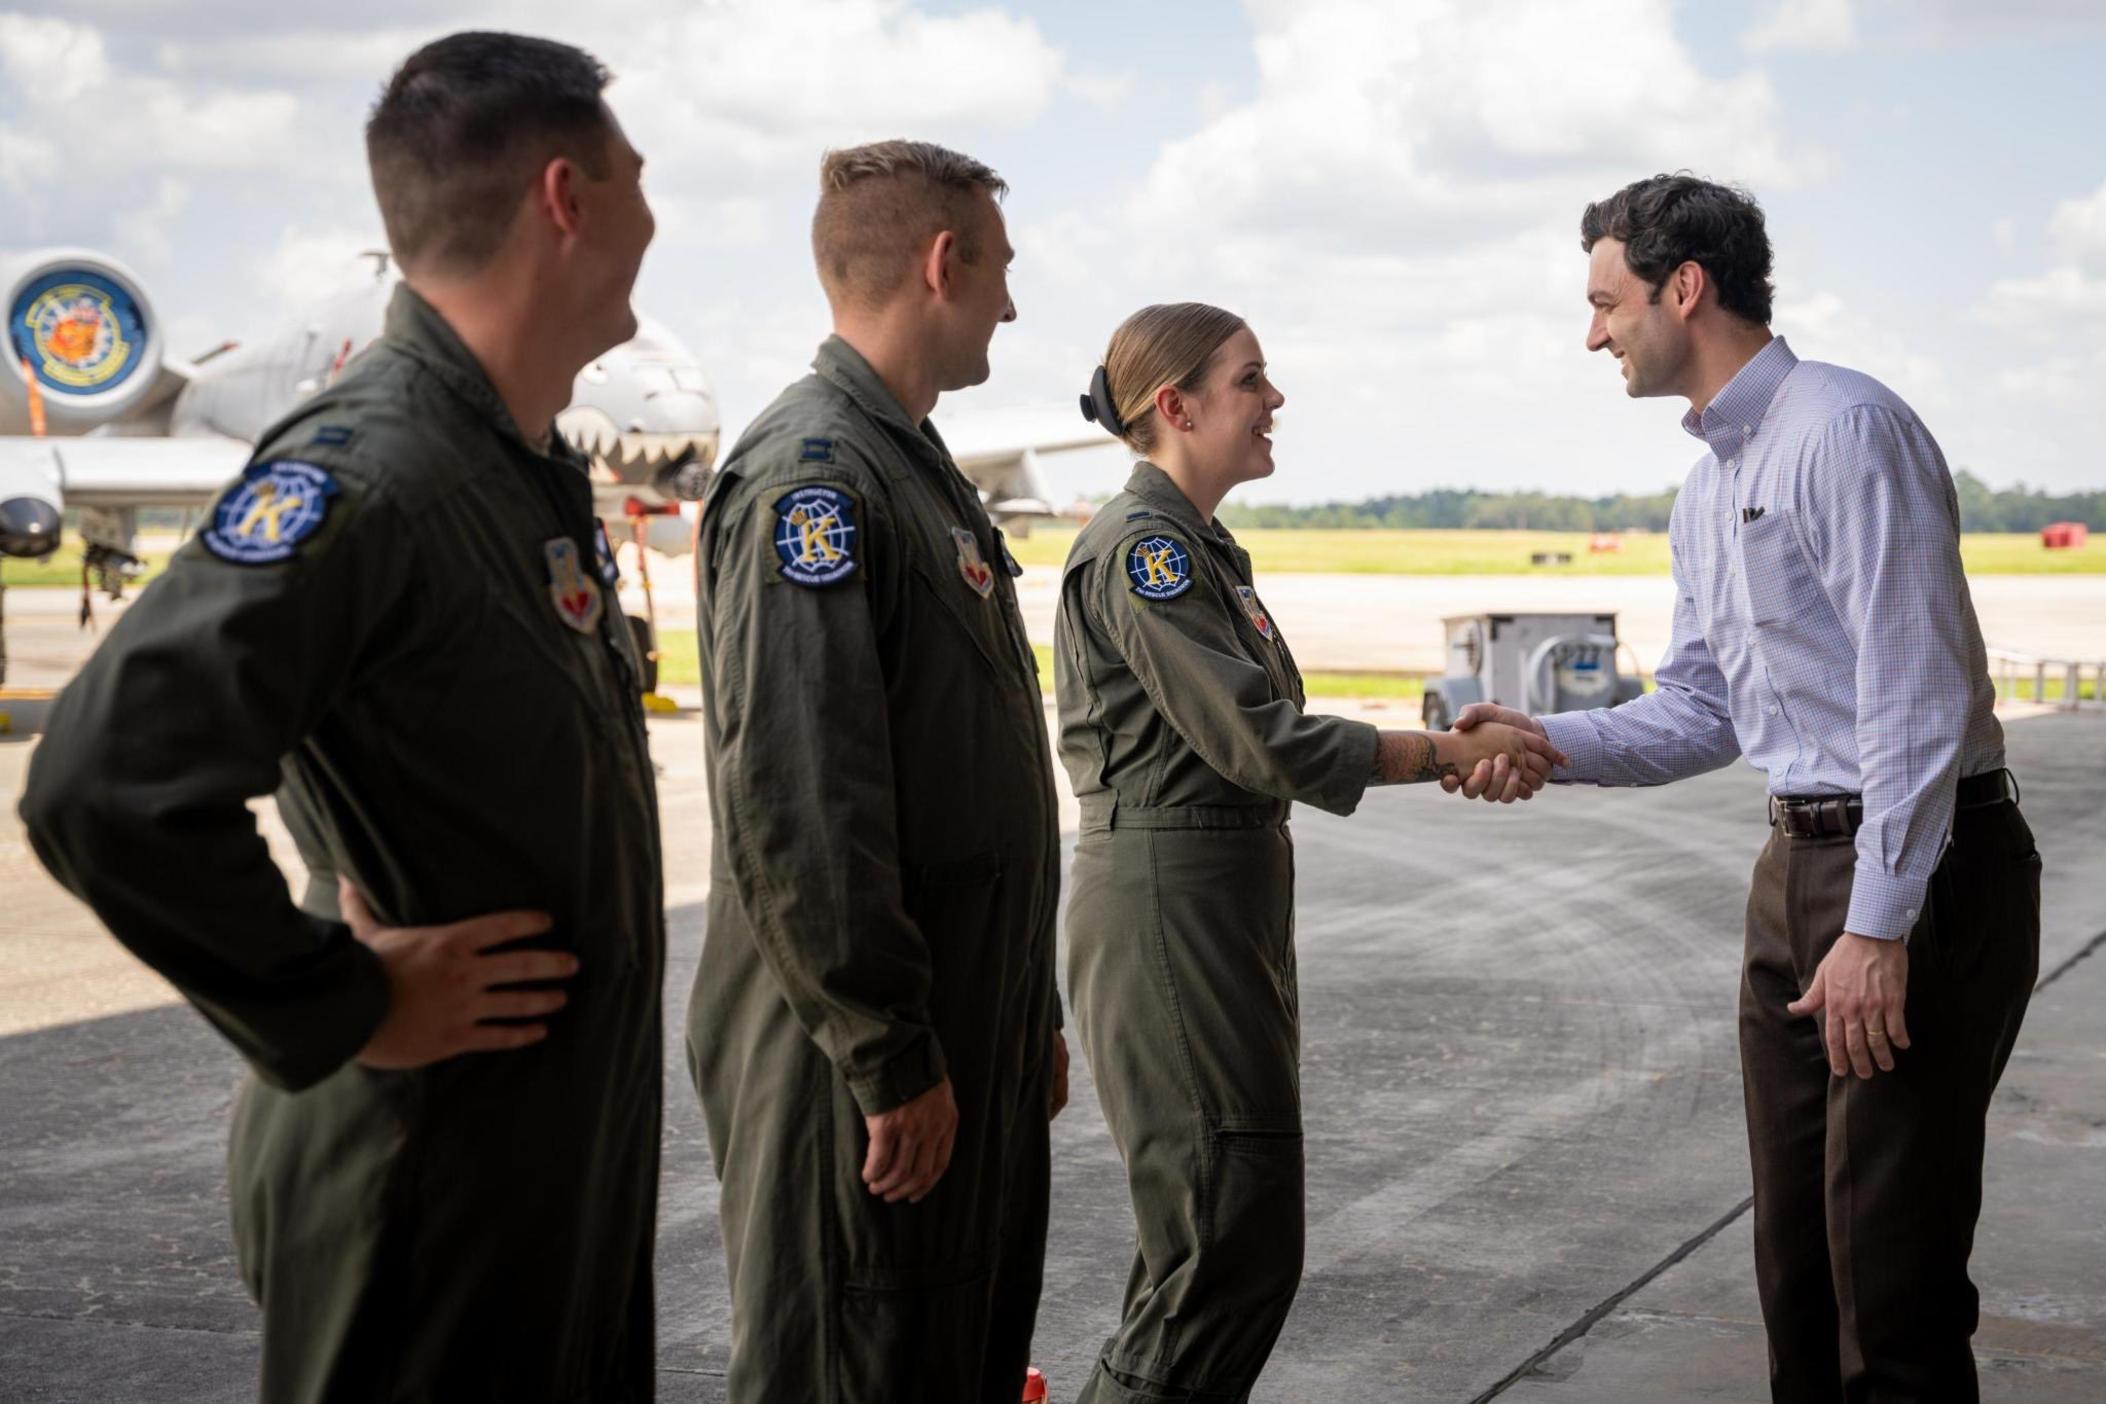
[1581,174,1774,325]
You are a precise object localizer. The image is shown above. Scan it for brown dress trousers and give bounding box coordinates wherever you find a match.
[1740,796,2040,1404]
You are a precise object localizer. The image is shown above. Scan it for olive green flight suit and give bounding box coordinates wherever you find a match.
[20,286,665,1404]
[687,336,1062,1403]
[1053,461,1378,1403]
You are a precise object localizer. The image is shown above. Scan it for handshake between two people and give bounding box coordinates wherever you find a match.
[1433,704,1566,803]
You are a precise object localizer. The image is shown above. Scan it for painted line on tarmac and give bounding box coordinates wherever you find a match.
[1470,1192,1756,1402]
[1473,921,2106,1400]
[2036,926,2106,993]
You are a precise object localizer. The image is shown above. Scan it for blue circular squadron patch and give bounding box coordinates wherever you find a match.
[9,268,150,397]
[202,461,338,565]
[1126,534,1193,600]
[773,484,858,587]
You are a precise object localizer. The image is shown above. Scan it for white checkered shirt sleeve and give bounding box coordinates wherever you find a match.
[1538,553,1742,786]
[1801,405,1972,940]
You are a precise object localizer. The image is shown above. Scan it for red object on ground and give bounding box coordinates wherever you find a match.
[1588,532,1623,553]
[2042,522,2089,549]
[1022,1366,1048,1402]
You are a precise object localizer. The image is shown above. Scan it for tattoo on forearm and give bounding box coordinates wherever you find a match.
[1371,731,1459,786]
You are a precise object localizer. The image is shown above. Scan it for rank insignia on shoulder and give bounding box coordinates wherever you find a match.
[1126,534,1193,601]
[952,526,995,599]
[545,537,605,634]
[774,484,858,587]
[202,460,338,565]
[1234,585,1278,641]
[1124,509,1154,522]
[798,437,834,463]
[309,424,354,448]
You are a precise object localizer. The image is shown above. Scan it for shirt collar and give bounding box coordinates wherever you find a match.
[383,284,523,439]
[811,334,951,467]
[1125,461,1225,539]
[1682,335,1797,463]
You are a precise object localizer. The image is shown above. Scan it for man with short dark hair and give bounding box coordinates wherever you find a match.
[22,32,665,1401]
[688,138,1065,1403]
[1450,172,2039,1402]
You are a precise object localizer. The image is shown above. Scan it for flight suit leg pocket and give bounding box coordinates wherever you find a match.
[837,1267,995,1404]
[1193,1122,1305,1384]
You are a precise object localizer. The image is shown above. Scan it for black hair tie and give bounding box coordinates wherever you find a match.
[1079,364,1125,435]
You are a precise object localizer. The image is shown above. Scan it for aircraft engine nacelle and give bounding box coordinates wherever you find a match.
[0,442,63,558]
[1,249,166,436]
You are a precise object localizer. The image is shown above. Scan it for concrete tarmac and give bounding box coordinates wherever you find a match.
[2,614,2103,1398]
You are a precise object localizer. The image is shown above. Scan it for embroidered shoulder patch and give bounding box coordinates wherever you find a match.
[774,484,859,586]
[798,437,834,463]
[202,460,338,565]
[1125,534,1193,601]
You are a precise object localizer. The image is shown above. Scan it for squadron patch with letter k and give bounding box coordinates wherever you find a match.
[201,460,338,565]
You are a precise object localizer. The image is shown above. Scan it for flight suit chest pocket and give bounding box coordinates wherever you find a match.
[1736,510,1822,632]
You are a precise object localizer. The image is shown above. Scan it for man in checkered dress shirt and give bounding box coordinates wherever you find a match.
[1451,174,2040,1403]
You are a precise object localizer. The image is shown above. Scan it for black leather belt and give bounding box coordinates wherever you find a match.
[1769,769,2018,839]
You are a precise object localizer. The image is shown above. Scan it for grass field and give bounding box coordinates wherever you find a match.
[3,530,2098,590]
[1004,526,2106,576]
[0,546,173,589]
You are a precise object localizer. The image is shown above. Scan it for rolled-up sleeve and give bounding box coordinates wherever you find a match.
[1093,534,1378,815]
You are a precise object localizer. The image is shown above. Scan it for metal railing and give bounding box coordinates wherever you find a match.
[1986,648,2104,712]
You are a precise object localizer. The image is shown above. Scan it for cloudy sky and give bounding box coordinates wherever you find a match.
[5,0,2104,503]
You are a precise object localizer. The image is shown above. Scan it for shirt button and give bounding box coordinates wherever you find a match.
[1768,704,1779,715]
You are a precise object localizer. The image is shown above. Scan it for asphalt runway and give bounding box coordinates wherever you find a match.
[2,615,2103,1398]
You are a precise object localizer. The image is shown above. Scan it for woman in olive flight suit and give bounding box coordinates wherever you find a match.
[1054,303,1561,1402]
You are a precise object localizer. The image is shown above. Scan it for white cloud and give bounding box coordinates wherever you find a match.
[1982,179,2106,328]
[0,12,113,103]
[0,13,314,222]
[257,225,387,306]
[2047,178,2106,271]
[1113,0,1807,268]
[1019,0,1814,497]
[115,175,191,266]
[1743,0,1857,53]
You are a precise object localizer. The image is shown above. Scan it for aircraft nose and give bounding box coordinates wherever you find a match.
[0,496,62,559]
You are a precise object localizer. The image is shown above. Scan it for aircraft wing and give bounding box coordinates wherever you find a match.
[0,433,249,511]
[935,407,1117,524]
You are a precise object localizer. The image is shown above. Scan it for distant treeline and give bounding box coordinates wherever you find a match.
[1216,472,2106,533]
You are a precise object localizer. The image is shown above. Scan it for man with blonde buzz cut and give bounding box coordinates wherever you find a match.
[688,139,1066,1403]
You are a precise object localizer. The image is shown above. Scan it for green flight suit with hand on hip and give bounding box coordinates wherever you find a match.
[1055,460,1380,1403]
[688,334,1062,1404]
[19,284,667,1404]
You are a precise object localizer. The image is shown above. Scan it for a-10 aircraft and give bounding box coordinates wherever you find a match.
[0,247,1109,688]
